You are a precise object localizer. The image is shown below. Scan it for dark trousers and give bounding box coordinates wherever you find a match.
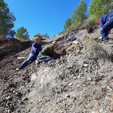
[101,17,113,40]
[19,53,36,69]
[37,55,53,63]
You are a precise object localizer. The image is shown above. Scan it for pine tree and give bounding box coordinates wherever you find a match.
[15,27,29,39]
[72,0,87,23]
[63,18,73,30]
[0,0,16,39]
[88,0,113,19]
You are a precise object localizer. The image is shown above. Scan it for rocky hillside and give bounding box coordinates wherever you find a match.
[0,27,113,113]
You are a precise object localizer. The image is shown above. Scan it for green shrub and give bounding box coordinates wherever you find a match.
[15,26,29,40]
[80,15,97,30]
[34,33,42,39]
[33,33,50,40]
[83,37,110,60]
[58,30,66,36]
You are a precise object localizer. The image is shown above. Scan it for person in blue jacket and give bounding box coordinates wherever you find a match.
[98,10,113,42]
[18,37,42,69]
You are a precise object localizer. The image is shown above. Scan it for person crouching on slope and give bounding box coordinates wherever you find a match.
[37,41,66,64]
[17,37,42,70]
[98,9,113,43]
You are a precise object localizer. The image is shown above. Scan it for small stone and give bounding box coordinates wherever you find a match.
[27,89,30,92]
[6,96,12,101]
[16,68,20,71]
[91,112,96,113]
[17,57,26,60]
[73,97,77,101]
[20,101,25,105]
[27,109,31,112]
[98,37,102,40]
[8,110,11,113]
[83,109,87,112]
[77,75,81,78]
[16,92,23,99]
[66,94,70,98]
[31,74,37,81]
[69,83,73,86]
[83,64,88,67]
[8,83,15,88]
[106,86,112,91]
[75,69,79,73]
[7,102,11,107]
[10,106,14,112]
[95,94,102,100]
[16,110,21,113]
[22,97,28,101]
[13,90,16,93]
[87,77,91,81]
[27,79,31,83]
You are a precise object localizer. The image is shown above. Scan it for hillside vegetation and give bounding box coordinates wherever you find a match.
[62,0,113,34]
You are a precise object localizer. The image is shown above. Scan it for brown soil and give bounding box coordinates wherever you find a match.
[0,38,33,61]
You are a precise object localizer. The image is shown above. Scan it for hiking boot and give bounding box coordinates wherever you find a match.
[105,36,109,40]
[103,40,109,44]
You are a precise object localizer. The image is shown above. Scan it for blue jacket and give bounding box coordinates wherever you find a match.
[30,42,42,56]
[100,13,113,27]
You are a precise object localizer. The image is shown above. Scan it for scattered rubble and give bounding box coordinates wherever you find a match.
[0,28,113,113]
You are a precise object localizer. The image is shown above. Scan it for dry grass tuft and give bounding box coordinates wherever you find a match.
[83,36,110,61]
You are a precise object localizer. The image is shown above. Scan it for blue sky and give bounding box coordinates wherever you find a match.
[4,0,90,39]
